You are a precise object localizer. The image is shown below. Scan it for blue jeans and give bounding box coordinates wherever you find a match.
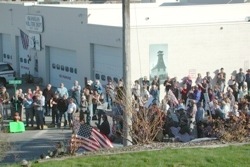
[66,112,73,126]
[106,94,112,109]
[25,108,34,126]
[35,109,44,129]
[58,112,67,127]
[52,109,60,124]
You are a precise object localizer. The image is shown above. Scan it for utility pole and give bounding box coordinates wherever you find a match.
[122,0,132,146]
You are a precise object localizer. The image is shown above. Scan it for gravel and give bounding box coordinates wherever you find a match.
[76,137,250,156]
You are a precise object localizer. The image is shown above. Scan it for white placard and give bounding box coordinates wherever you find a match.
[25,15,43,33]
[29,33,41,51]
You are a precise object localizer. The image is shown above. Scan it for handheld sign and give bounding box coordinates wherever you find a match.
[9,80,22,111]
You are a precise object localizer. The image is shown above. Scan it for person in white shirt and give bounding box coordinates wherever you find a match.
[66,98,77,128]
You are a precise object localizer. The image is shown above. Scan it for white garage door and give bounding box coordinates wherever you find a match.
[94,45,123,85]
[50,47,78,89]
[2,34,15,67]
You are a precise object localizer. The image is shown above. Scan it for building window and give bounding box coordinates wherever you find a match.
[20,58,23,62]
[113,77,118,83]
[65,66,69,72]
[74,68,77,74]
[101,75,106,81]
[3,54,6,58]
[70,67,73,73]
[57,64,60,70]
[95,73,100,80]
[52,63,56,69]
[61,65,64,71]
[24,58,27,63]
[107,76,112,82]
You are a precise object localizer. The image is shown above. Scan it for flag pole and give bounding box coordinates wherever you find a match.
[122,0,132,146]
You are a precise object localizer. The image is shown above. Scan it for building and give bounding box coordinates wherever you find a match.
[0,2,250,95]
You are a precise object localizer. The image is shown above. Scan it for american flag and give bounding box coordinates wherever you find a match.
[20,29,29,50]
[168,89,179,106]
[71,123,113,152]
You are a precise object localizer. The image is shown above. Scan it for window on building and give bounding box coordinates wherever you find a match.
[107,76,112,82]
[3,54,6,58]
[101,75,106,81]
[113,77,118,83]
[70,67,73,73]
[24,58,27,63]
[61,65,64,71]
[52,63,56,69]
[74,68,77,74]
[57,64,60,70]
[95,73,100,80]
[20,58,23,63]
[65,66,69,72]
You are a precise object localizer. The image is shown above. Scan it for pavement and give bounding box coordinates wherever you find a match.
[0,81,122,165]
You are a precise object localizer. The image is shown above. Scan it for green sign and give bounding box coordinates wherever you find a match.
[9,80,22,85]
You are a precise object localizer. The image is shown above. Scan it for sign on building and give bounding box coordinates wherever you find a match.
[25,15,44,33]
[29,33,41,51]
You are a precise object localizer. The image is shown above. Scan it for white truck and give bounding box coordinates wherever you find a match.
[0,62,16,86]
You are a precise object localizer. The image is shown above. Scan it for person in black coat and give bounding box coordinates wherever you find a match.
[96,114,110,138]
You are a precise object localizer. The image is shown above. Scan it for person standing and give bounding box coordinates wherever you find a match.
[0,87,10,119]
[203,72,213,88]
[33,91,45,130]
[66,98,77,128]
[246,69,250,92]
[105,79,114,110]
[57,94,68,128]
[56,83,69,99]
[83,87,93,125]
[235,68,246,90]
[50,94,60,126]
[23,94,34,127]
[186,99,197,138]
[142,76,150,91]
[149,84,159,106]
[217,68,226,93]
[43,84,54,116]
[71,80,81,110]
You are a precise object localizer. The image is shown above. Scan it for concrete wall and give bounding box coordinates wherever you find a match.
[131,22,250,84]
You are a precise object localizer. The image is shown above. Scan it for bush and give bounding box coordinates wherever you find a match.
[212,113,250,142]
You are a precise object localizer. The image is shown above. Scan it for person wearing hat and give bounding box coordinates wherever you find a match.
[235,68,246,90]
[246,69,250,92]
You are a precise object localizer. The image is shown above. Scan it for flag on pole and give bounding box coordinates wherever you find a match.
[71,123,113,152]
[20,29,29,50]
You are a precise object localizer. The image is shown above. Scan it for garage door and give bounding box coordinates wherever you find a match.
[50,47,78,89]
[94,45,123,85]
[2,34,15,68]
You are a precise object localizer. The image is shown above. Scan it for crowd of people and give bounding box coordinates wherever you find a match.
[0,67,249,141]
[132,67,250,140]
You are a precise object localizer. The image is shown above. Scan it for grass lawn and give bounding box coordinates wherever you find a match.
[5,144,250,167]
